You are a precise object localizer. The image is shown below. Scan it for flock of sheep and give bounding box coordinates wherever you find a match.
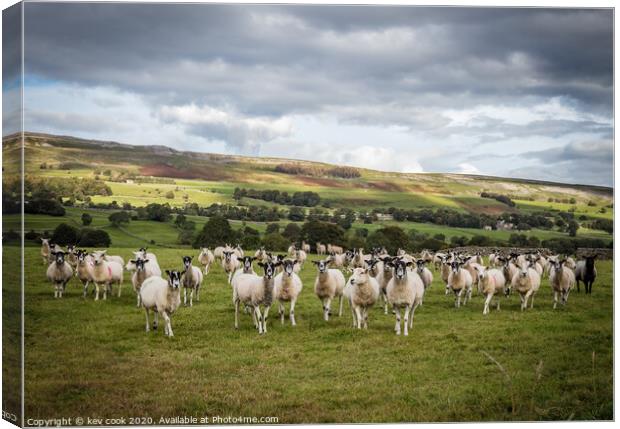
[41,238,599,337]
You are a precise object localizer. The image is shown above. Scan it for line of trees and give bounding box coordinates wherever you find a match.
[233,187,321,207]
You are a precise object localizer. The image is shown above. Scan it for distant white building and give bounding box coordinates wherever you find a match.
[376,213,393,221]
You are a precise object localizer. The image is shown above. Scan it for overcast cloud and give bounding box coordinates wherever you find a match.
[8,3,613,185]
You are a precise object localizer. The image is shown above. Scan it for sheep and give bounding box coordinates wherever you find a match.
[462,260,482,299]
[222,250,241,284]
[326,251,346,269]
[474,266,506,315]
[181,256,204,307]
[498,256,519,291]
[287,243,297,257]
[549,259,576,309]
[135,247,158,263]
[273,259,303,326]
[301,241,311,253]
[46,251,73,298]
[198,247,215,274]
[75,250,94,298]
[294,248,307,267]
[254,247,269,263]
[327,244,343,254]
[127,249,162,277]
[447,260,473,308]
[130,257,154,307]
[351,248,367,268]
[213,245,226,261]
[140,270,182,337]
[440,257,452,294]
[232,261,280,334]
[90,250,124,300]
[312,259,346,321]
[41,238,52,265]
[386,258,424,335]
[420,249,433,264]
[66,244,78,269]
[345,265,380,329]
[415,259,434,291]
[509,260,541,311]
[488,251,499,267]
[376,256,395,314]
[575,255,597,294]
[564,256,577,271]
[234,244,244,259]
[433,252,447,270]
[102,251,124,267]
[316,242,326,256]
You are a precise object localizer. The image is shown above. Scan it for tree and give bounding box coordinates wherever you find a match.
[266,223,280,234]
[367,226,408,254]
[241,226,261,249]
[79,229,111,247]
[145,203,172,222]
[567,220,579,237]
[109,211,131,227]
[288,206,305,221]
[81,213,92,226]
[193,215,238,248]
[262,233,289,251]
[175,213,187,227]
[469,235,491,246]
[282,223,301,242]
[178,229,195,245]
[51,223,80,246]
[300,220,345,247]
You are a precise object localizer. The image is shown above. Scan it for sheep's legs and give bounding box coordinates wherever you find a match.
[403,305,410,336]
[162,311,172,337]
[354,306,363,329]
[95,283,100,301]
[409,303,418,329]
[279,302,285,324]
[184,288,188,306]
[530,294,535,309]
[483,293,493,315]
[136,293,141,308]
[383,293,389,315]
[562,288,570,306]
[189,289,194,307]
[522,290,534,311]
[82,281,89,299]
[234,300,240,330]
[153,312,159,330]
[323,298,332,321]
[144,309,150,332]
[394,306,401,335]
[261,307,269,333]
[455,289,462,308]
[338,295,343,317]
[117,281,122,298]
[254,306,264,334]
[350,300,357,328]
[290,298,298,326]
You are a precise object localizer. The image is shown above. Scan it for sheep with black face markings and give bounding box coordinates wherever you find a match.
[474,266,506,315]
[386,258,424,336]
[91,250,124,300]
[232,261,280,334]
[447,260,473,308]
[181,256,204,306]
[140,270,183,337]
[549,259,576,309]
[198,247,215,274]
[46,250,73,298]
[509,260,541,311]
[222,250,241,284]
[345,264,380,329]
[312,259,346,321]
[273,259,303,326]
[75,249,94,298]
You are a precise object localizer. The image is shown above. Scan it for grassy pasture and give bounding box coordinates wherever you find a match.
[15,245,612,422]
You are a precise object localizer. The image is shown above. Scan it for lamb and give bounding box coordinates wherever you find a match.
[447,260,473,308]
[198,247,215,274]
[139,270,182,337]
[312,259,346,321]
[509,260,541,311]
[90,250,124,300]
[130,257,155,307]
[575,255,597,294]
[232,261,280,334]
[75,250,95,298]
[345,265,380,329]
[40,238,52,265]
[273,259,303,326]
[474,266,506,315]
[316,242,326,255]
[301,241,311,253]
[287,243,297,257]
[46,251,73,298]
[181,256,204,307]
[222,250,241,284]
[386,258,424,335]
[549,259,576,309]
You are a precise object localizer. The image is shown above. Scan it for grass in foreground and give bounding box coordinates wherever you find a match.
[14,247,613,422]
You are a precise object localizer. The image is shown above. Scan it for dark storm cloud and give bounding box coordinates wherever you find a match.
[18,3,613,186]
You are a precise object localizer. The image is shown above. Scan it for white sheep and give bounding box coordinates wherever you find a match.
[222,250,241,284]
[316,242,326,255]
[287,243,297,257]
[312,259,346,321]
[326,252,346,269]
[213,245,226,262]
[75,249,94,298]
[386,258,424,336]
[295,248,307,267]
[130,258,154,307]
[447,260,473,308]
[273,259,303,326]
[46,251,73,298]
[198,247,215,274]
[376,256,395,314]
[254,247,269,263]
[345,266,380,329]
[90,250,124,300]
[66,244,78,269]
[549,259,576,309]
[232,261,279,334]
[301,241,311,253]
[510,261,541,311]
[328,244,343,254]
[474,266,506,315]
[126,250,162,277]
[234,244,244,259]
[40,238,52,265]
[181,256,204,307]
[139,270,182,337]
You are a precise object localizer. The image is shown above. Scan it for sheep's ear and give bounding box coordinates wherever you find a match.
[258,262,265,268]
[51,251,57,256]
[312,261,320,265]
[129,260,136,264]
[144,259,149,263]
[181,270,187,275]
[406,261,413,267]
[165,270,171,276]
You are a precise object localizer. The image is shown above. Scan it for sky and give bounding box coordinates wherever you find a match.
[3,3,614,186]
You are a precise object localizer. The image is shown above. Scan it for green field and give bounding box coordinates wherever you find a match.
[13,245,612,422]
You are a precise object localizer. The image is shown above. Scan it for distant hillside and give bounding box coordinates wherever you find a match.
[2,132,613,216]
